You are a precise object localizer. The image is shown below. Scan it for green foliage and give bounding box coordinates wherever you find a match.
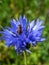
[0,0,49,65]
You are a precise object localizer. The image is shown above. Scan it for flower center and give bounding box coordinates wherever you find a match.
[17,25,22,34]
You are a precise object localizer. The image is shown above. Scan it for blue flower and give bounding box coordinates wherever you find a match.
[0,16,45,53]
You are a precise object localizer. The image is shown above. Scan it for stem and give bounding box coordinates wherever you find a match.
[23,51,27,65]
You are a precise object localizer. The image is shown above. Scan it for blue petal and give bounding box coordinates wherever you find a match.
[39,38,45,42]
[10,19,19,32]
[26,49,32,53]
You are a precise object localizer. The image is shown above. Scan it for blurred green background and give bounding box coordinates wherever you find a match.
[0,0,49,65]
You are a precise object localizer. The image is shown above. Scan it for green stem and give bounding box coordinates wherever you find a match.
[23,51,27,65]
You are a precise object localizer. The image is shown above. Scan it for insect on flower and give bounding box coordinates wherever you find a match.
[0,16,45,54]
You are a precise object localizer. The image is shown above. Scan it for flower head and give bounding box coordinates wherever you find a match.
[0,16,45,53]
